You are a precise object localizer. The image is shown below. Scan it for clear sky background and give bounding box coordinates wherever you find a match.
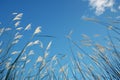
[0,0,120,79]
[0,0,120,66]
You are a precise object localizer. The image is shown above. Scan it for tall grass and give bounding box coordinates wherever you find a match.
[0,13,120,80]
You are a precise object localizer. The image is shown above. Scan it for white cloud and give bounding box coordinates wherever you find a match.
[118,5,120,10]
[89,0,115,16]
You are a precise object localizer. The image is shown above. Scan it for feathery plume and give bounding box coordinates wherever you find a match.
[96,44,105,53]
[0,49,2,53]
[8,58,12,61]
[59,65,67,73]
[77,52,83,59]
[5,62,11,70]
[13,13,23,21]
[66,30,73,39]
[108,26,113,30]
[0,28,4,36]
[52,55,57,61]
[15,21,20,27]
[34,40,40,45]
[33,26,41,36]
[81,34,90,39]
[14,34,23,40]
[27,42,34,47]
[24,24,31,31]
[12,40,19,44]
[83,17,99,22]
[26,59,31,64]
[21,55,27,60]
[44,51,49,58]
[27,40,41,47]
[28,50,34,56]
[46,41,52,50]
[5,28,12,31]
[36,56,43,63]
[16,27,23,31]
[11,51,19,55]
[39,41,43,48]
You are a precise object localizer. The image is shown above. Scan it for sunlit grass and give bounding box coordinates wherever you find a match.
[0,13,120,80]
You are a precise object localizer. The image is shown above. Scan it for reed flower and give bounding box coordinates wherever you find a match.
[24,24,31,31]
[16,27,23,31]
[0,49,2,53]
[44,51,49,58]
[27,40,42,47]
[108,26,113,30]
[46,41,52,50]
[11,51,19,55]
[33,26,41,35]
[36,56,43,63]
[66,30,73,39]
[5,62,11,70]
[12,40,19,44]
[52,55,57,61]
[15,21,21,27]
[77,52,83,59]
[96,44,105,53]
[34,40,40,45]
[28,50,34,56]
[59,65,67,73]
[13,13,23,21]
[14,34,23,40]
[21,55,27,60]
[0,28,4,36]
[26,59,31,64]
[5,28,12,31]
[27,42,34,47]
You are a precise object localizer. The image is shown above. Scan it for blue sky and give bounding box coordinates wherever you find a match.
[0,0,120,79]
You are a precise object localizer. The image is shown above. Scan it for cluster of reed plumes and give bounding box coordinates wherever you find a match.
[0,13,120,80]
